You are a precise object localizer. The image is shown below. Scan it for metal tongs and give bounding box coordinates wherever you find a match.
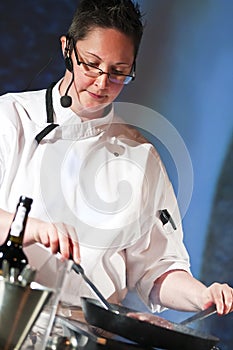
[71,262,117,312]
[180,304,217,326]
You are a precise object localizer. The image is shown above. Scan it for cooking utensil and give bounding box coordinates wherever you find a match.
[72,262,116,312]
[180,304,217,326]
[81,297,219,350]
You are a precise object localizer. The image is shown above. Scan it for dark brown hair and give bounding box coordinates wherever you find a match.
[67,0,144,58]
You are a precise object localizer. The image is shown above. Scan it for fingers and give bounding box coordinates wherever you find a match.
[206,283,233,315]
[222,284,233,314]
[54,222,72,259]
[45,223,59,254]
[68,226,81,264]
[28,218,81,263]
[55,223,80,263]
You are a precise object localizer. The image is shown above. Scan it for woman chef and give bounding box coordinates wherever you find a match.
[0,0,232,315]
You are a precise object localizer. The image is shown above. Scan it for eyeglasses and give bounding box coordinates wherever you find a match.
[72,38,135,85]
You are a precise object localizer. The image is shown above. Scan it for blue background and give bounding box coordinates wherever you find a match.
[0,1,232,348]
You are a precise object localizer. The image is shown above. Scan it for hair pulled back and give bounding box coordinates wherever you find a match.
[67,0,144,57]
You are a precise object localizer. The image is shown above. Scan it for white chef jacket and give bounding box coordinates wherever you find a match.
[0,80,191,312]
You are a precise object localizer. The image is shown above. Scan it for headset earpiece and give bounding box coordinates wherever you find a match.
[60,36,74,108]
[65,56,73,72]
[64,36,73,72]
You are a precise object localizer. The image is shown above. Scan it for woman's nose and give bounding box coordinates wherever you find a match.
[94,72,109,88]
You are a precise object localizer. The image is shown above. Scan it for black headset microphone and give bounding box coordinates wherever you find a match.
[60,54,74,108]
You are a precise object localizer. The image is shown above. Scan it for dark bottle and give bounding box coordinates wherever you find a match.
[0,196,33,274]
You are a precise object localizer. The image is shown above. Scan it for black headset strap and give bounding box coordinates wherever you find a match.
[35,82,59,144]
[35,123,59,144]
[46,82,56,123]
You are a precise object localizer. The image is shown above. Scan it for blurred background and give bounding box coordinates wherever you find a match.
[0,0,232,348]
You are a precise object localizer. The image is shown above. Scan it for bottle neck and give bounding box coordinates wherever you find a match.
[7,197,32,245]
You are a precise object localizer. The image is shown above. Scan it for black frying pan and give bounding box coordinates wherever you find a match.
[81,297,219,350]
[55,315,150,350]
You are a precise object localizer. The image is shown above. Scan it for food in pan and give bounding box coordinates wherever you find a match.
[126,312,174,330]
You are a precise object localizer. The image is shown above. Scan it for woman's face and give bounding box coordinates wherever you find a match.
[61,27,135,118]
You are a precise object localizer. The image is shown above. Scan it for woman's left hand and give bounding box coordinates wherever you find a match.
[201,282,233,315]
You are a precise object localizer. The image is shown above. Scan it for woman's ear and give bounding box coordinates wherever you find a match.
[60,35,67,57]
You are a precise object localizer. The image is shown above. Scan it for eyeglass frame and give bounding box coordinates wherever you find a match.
[69,37,136,85]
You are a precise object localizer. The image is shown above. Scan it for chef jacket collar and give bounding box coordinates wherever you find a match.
[38,80,114,142]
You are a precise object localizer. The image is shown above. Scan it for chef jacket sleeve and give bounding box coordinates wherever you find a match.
[125,145,191,313]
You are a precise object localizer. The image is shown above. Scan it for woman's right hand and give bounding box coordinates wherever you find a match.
[25,217,80,264]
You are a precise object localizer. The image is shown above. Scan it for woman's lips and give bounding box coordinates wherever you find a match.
[87,91,106,100]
